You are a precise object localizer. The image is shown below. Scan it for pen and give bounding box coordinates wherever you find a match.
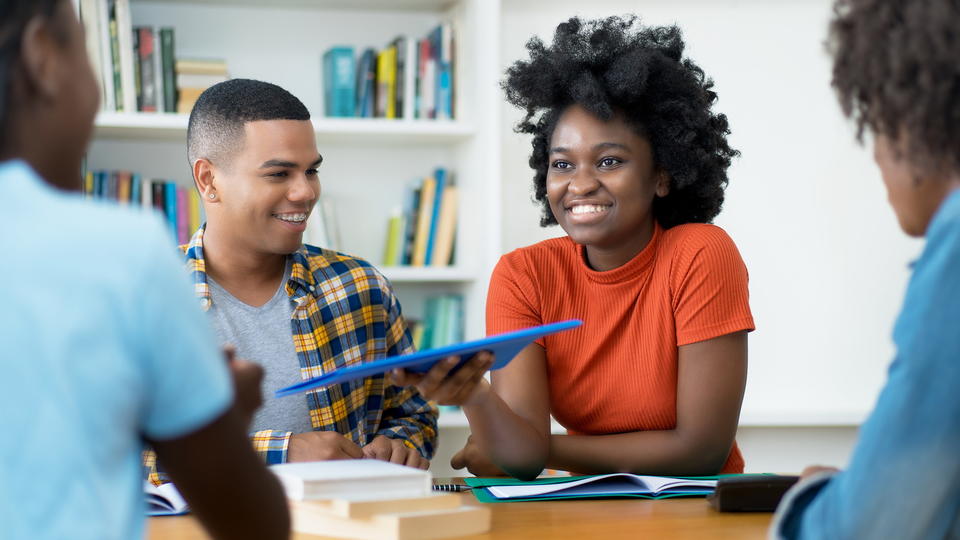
[432,483,472,492]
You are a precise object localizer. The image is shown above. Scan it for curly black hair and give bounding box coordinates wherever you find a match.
[503,15,739,229]
[829,0,960,174]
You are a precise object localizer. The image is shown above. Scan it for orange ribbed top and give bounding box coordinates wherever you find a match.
[486,223,755,473]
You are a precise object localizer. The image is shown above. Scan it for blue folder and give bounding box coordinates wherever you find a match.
[275,319,582,398]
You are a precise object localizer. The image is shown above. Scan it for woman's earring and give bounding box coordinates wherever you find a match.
[208,192,216,199]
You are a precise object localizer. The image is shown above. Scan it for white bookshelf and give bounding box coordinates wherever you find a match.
[94,112,475,144]
[86,0,502,342]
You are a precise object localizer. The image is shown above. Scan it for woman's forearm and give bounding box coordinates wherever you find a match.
[462,381,550,480]
[547,430,732,476]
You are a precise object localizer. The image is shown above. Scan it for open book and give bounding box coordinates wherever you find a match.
[144,480,188,516]
[467,474,717,502]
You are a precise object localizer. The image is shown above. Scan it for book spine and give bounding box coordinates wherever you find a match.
[136,27,158,112]
[164,182,177,239]
[159,28,177,113]
[383,207,402,266]
[83,170,94,198]
[108,2,122,111]
[424,168,445,264]
[392,36,405,119]
[115,0,137,113]
[431,183,458,266]
[96,0,115,111]
[411,176,435,266]
[151,181,165,213]
[132,27,141,111]
[188,189,201,235]
[117,170,131,204]
[176,186,188,244]
[79,0,106,111]
[323,47,356,117]
[130,172,141,206]
[402,181,421,266]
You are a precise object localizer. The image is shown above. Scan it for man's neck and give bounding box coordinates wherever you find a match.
[202,224,288,306]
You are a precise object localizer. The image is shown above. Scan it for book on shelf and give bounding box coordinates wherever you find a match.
[409,294,463,352]
[376,45,398,119]
[323,46,356,118]
[318,25,454,120]
[83,170,203,244]
[411,175,435,266]
[176,58,228,114]
[78,0,188,114]
[383,168,457,268]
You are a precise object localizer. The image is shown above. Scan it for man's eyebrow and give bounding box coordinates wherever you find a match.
[259,159,297,169]
[258,156,323,169]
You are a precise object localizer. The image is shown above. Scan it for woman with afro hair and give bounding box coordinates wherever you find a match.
[431,15,756,480]
[771,0,960,537]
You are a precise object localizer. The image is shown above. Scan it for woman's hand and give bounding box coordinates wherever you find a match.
[450,435,509,477]
[391,351,495,407]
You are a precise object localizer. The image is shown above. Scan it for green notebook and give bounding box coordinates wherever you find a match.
[466,473,769,503]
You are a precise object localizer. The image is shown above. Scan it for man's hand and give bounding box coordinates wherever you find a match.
[287,431,364,462]
[450,435,508,477]
[224,346,263,429]
[391,352,494,407]
[363,435,429,470]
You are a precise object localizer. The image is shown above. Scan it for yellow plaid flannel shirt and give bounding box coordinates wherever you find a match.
[146,226,437,485]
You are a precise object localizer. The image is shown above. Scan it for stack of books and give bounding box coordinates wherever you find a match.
[82,170,201,245]
[383,168,457,268]
[78,0,184,113]
[175,58,229,114]
[272,460,490,540]
[323,22,455,120]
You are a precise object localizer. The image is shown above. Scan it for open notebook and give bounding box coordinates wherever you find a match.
[144,481,188,516]
[467,474,717,503]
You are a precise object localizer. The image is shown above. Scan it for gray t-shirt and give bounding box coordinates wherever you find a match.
[206,260,313,434]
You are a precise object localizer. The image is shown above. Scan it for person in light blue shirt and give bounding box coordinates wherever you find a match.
[0,1,288,539]
[771,0,960,538]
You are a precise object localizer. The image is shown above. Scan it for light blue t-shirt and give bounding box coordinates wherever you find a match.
[772,187,960,539]
[0,161,232,540]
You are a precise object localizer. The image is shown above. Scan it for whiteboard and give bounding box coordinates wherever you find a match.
[498,0,923,426]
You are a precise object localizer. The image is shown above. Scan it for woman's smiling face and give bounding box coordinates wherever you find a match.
[546,105,668,259]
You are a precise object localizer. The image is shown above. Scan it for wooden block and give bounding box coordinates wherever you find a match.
[292,503,491,540]
[291,493,461,519]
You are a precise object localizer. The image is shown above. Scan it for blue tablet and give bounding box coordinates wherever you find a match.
[275,319,582,397]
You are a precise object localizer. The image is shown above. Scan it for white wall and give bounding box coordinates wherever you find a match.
[497,0,921,426]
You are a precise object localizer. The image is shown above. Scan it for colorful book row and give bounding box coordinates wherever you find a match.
[323,22,454,119]
[82,171,202,245]
[409,294,464,352]
[383,168,457,267]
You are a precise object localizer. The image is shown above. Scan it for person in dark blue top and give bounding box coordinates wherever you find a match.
[771,0,960,538]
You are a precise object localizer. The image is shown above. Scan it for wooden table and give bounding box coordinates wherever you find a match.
[148,494,772,539]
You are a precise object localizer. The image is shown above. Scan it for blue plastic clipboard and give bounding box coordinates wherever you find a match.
[275,319,582,398]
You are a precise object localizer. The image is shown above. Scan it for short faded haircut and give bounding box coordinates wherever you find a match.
[186,78,311,167]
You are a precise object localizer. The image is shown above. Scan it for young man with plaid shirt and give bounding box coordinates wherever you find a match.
[147,79,437,484]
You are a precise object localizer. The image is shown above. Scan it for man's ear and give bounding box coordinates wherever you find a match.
[655,170,670,198]
[18,16,62,102]
[193,158,219,202]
